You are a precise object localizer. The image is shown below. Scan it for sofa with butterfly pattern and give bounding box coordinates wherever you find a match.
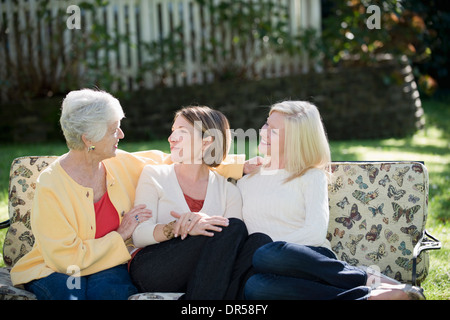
[326,161,441,288]
[0,157,441,300]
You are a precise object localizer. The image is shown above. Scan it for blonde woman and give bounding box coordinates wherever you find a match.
[128,106,269,300]
[239,101,425,300]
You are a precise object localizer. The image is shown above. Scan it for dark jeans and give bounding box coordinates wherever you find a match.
[24,264,137,300]
[129,218,271,300]
[244,241,371,300]
[226,232,273,300]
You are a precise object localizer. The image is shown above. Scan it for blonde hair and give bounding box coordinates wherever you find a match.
[269,100,331,181]
[175,106,231,168]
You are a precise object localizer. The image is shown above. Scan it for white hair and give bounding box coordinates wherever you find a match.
[60,89,125,150]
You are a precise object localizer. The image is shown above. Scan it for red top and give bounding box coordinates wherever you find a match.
[94,191,120,239]
[183,194,205,212]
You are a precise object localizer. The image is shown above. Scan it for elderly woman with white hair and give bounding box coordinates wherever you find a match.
[10,89,158,300]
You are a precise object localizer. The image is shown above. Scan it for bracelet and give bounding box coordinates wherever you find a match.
[163,220,176,240]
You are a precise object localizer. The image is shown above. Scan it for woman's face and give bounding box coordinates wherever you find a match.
[168,115,204,164]
[259,111,286,160]
[93,120,124,159]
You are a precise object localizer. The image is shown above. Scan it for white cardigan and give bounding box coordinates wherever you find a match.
[132,164,243,247]
[237,168,331,250]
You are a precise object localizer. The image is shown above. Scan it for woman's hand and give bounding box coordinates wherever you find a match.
[244,156,263,174]
[116,204,152,241]
[170,211,229,240]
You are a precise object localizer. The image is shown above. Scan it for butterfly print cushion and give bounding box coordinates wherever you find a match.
[327,162,429,285]
[3,156,57,268]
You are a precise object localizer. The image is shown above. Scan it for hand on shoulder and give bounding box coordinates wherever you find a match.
[243,156,263,175]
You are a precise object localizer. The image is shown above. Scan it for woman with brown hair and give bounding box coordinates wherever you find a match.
[128,106,270,299]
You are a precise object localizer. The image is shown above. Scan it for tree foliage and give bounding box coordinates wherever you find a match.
[321,0,449,95]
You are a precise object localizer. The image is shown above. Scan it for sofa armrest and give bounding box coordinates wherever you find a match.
[412,230,441,286]
[0,219,10,230]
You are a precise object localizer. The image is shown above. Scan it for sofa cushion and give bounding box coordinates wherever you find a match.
[0,268,36,300]
[3,156,57,268]
[327,162,429,284]
[128,292,184,300]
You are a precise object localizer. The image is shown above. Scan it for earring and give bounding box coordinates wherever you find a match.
[88,145,96,152]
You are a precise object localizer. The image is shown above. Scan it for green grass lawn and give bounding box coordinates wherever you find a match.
[0,97,448,299]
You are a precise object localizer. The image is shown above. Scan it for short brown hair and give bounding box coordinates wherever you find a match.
[175,106,230,167]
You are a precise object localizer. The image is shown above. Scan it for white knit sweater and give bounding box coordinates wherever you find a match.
[132,164,243,248]
[237,167,331,249]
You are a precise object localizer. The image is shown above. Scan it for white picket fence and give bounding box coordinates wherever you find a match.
[0,0,321,94]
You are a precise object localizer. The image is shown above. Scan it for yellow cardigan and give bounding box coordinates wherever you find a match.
[11,150,244,286]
